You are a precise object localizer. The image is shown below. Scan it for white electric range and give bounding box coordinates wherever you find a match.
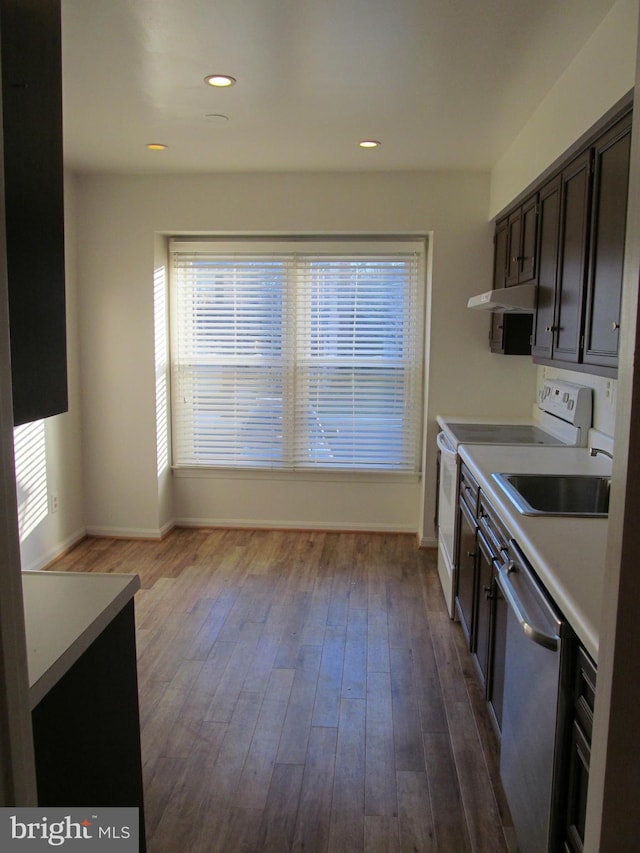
[435,379,593,618]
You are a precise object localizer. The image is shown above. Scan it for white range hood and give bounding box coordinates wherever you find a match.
[467,282,536,313]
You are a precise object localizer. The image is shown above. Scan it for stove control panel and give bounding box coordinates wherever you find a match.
[537,379,592,428]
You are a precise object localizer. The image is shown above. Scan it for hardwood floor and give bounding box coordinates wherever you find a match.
[48,528,516,852]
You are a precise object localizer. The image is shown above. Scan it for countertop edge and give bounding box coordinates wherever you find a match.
[25,572,141,709]
[457,445,608,664]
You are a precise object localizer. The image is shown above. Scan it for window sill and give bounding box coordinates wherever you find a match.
[171,466,421,485]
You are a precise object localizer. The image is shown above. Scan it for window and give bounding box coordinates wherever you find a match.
[14,419,48,540]
[170,238,425,472]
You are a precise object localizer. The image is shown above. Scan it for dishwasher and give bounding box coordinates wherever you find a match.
[495,540,575,853]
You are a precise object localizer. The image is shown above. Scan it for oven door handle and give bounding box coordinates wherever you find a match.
[436,431,457,458]
[496,561,560,652]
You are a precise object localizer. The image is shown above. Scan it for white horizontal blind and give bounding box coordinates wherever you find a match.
[170,239,424,472]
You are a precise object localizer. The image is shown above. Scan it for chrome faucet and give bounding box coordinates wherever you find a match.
[590,447,613,461]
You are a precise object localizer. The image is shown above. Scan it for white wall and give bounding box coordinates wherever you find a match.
[490,0,638,217]
[75,170,538,540]
[17,174,86,571]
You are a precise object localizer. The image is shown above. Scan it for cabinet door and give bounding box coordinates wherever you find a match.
[493,218,509,290]
[490,220,509,353]
[554,150,592,364]
[564,722,590,853]
[583,113,632,370]
[506,195,538,286]
[518,194,538,283]
[532,176,561,360]
[490,312,504,353]
[1,0,67,425]
[490,215,532,355]
[456,500,477,647]
[472,533,493,691]
[488,568,507,732]
[506,209,522,286]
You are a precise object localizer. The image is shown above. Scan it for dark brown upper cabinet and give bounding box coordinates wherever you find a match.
[490,213,534,356]
[495,95,632,378]
[553,149,593,365]
[1,0,68,425]
[582,113,632,370]
[506,194,538,286]
[531,176,562,360]
[531,151,592,365]
[493,217,509,290]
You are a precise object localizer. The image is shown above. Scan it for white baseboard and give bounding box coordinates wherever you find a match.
[85,522,174,540]
[419,534,438,548]
[20,528,87,572]
[174,516,416,534]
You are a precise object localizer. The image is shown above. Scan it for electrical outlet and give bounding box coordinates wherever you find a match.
[50,494,59,513]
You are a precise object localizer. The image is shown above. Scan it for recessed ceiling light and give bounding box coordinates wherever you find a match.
[205,74,237,88]
[146,143,168,151]
[359,139,381,149]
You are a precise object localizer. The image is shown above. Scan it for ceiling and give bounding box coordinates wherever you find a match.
[61,0,618,175]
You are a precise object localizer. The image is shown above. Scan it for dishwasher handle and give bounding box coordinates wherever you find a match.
[496,560,560,652]
[436,431,457,458]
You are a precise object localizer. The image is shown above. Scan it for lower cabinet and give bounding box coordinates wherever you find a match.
[454,467,596,851]
[488,569,507,730]
[455,466,508,735]
[563,647,597,852]
[31,601,147,851]
[471,529,507,733]
[456,498,477,644]
[472,532,493,689]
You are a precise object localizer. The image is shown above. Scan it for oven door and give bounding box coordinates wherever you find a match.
[436,431,458,617]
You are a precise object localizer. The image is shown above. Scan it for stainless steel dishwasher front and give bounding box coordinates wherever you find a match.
[496,541,574,853]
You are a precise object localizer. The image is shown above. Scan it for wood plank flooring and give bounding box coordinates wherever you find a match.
[48,528,516,852]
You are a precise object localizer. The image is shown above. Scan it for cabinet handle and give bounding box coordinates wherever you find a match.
[612,321,620,331]
[467,551,477,558]
[484,585,493,600]
[545,325,558,332]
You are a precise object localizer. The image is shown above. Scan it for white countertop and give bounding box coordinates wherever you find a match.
[457,444,611,664]
[23,570,140,708]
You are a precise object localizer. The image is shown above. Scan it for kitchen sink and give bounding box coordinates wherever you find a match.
[492,473,611,517]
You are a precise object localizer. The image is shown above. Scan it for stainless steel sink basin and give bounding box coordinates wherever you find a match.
[492,473,610,517]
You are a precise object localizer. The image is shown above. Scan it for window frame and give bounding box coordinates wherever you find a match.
[169,236,426,476]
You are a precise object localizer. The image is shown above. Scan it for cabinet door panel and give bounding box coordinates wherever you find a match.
[555,151,592,363]
[532,177,561,360]
[506,210,522,286]
[473,534,493,690]
[564,722,590,852]
[519,195,538,283]
[506,196,538,286]
[583,114,631,369]
[489,572,507,731]
[456,501,477,647]
[493,219,508,290]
